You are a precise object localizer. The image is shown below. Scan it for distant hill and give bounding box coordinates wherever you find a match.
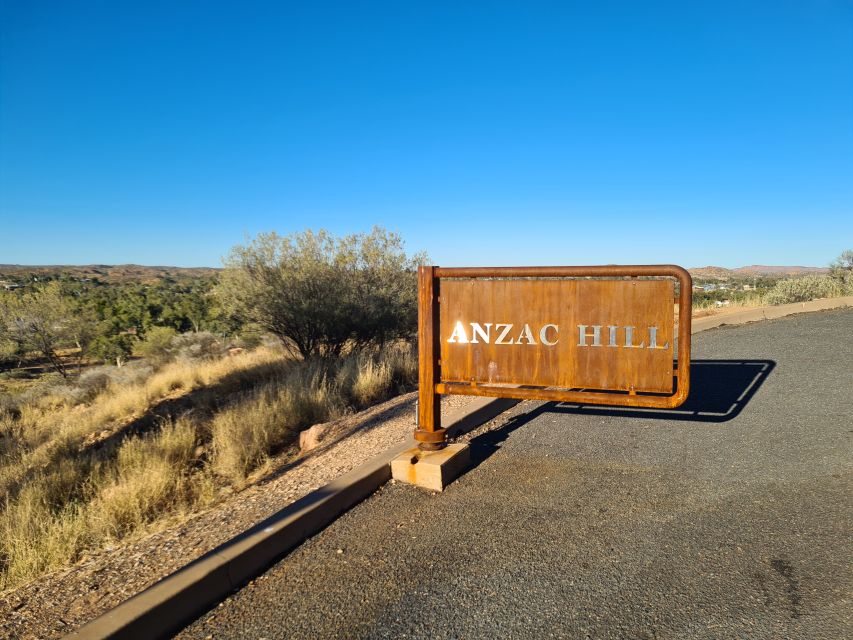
[1,263,830,285]
[733,265,829,276]
[689,265,829,280]
[689,266,736,279]
[0,264,219,284]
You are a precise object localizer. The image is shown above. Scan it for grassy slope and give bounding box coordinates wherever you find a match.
[0,343,416,592]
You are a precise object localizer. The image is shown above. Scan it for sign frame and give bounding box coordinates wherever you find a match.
[414,265,692,450]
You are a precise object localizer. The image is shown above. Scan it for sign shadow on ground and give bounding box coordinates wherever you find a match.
[551,359,776,422]
[466,359,775,465]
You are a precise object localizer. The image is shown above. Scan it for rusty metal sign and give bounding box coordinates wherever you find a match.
[415,265,692,450]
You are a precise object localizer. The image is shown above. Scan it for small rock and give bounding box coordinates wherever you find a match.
[299,423,329,453]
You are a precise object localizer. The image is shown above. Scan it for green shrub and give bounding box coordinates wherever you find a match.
[218,227,425,358]
[764,275,848,305]
[133,326,178,363]
[170,331,225,362]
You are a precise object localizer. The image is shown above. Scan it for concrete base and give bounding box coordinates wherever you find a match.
[390,443,471,492]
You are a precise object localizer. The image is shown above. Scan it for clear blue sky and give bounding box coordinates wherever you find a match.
[1,1,851,268]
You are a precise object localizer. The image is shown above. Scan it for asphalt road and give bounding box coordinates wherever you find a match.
[179,309,853,639]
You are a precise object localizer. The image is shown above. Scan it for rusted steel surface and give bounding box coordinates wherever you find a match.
[435,265,688,279]
[435,382,685,408]
[414,266,445,450]
[440,279,675,393]
[416,265,692,446]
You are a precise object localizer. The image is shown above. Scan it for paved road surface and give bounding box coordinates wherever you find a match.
[180,309,852,639]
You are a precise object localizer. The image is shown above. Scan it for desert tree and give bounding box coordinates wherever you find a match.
[87,332,135,367]
[0,308,24,370]
[830,249,853,287]
[0,282,94,377]
[217,227,426,358]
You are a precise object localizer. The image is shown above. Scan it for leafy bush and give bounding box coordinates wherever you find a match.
[764,275,849,305]
[233,325,265,350]
[170,331,225,362]
[133,326,178,364]
[96,360,155,388]
[88,333,135,366]
[0,370,34,380]
[52,365,139,406]
[218,227,425,358]
[71,368,113,403]
[0,282,92,377]
[133,328,225,366]
[830,249,853,286]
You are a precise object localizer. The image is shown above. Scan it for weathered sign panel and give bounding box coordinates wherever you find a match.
[415,265,692,450]
[439,279,674,393]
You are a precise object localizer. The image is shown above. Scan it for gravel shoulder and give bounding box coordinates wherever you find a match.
[0,391,473,640]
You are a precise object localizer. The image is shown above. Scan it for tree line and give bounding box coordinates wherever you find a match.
[4,231,849,380]
[0,227,423,377]
[0,276,226,374]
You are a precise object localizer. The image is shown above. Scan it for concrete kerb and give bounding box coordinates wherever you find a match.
[68,396,519,640]
[67,296,852,640]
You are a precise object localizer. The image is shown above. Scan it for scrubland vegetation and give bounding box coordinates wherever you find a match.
[691,250,853,310]
[0,240,849,592]
[763,273,853,304]
[0,338,416,590]
[0,228,420,591]
[692,273,853,311]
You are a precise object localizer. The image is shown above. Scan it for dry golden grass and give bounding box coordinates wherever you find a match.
[691,293,767,318]
[0,341,416,591]
[210,364,342,483]
[88,417,208,540]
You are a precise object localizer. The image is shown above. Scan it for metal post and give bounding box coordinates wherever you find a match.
[414,265,446,450]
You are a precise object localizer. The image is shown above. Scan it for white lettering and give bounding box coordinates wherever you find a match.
[608,325,618,347]
[577,325,602,347]
[470,323,492,344]
[648,326,669,350]
[448,321,666,350]
[447,321,469,344]
[624,326,645,348]
[516,324,537,345]
[539,324,559,346]
[495,323,514,345]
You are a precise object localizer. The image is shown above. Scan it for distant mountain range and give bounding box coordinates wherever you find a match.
[0,263,830,284]
[0,264,218,284]
[689,265,829,279]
